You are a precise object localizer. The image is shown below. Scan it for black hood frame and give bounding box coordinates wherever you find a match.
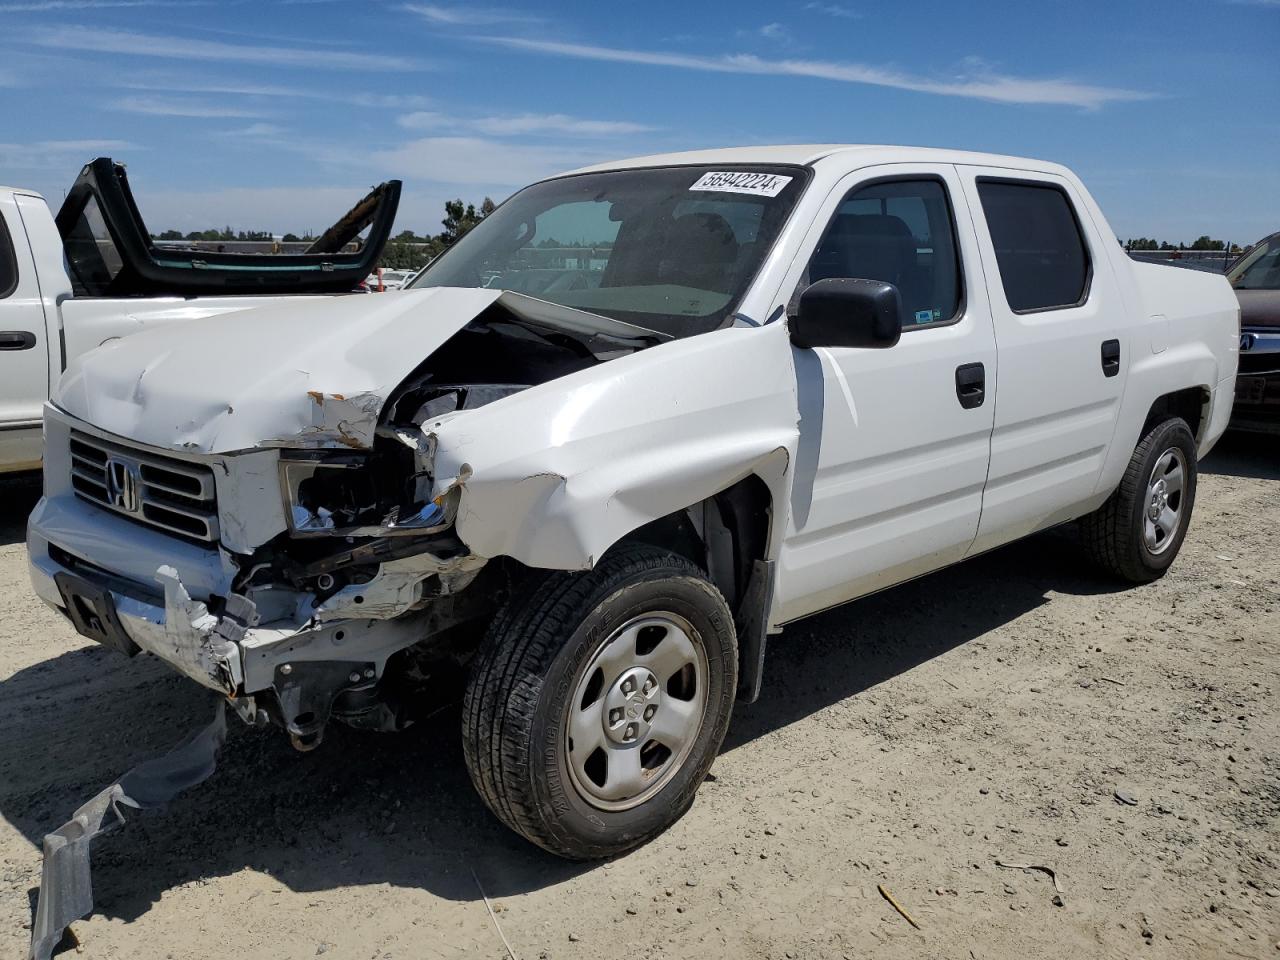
[55,158,401,297]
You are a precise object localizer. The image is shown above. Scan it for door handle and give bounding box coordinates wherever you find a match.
[0,331,37,351]
[955,362,986,409]
[1101,339,1121,378]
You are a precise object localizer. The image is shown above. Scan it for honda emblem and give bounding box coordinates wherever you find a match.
[106,457,141,514]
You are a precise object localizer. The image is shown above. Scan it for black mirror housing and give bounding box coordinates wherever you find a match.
[790,278,903,350]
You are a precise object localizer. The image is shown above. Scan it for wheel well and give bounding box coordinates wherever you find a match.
[617,475,775,704]
[620,474,772,610]
[1143,386,1209,443]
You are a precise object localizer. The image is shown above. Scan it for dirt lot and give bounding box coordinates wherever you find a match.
[1,434,1277,960]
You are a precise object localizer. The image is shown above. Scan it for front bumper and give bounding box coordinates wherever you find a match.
[29,497,424,697]
[1232,329,1280,433]
[30,404,487,747]
[28,406,469,747]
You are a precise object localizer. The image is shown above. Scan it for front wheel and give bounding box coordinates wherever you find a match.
[462,544,738,860]
[1081,416,1198,583]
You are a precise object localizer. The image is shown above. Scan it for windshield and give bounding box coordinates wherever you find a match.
[1229,233,1280,290]
[411,165,808,338]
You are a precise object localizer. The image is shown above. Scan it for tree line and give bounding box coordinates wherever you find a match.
[150,197,497,272]
[152,227,287,242]
[1124,236,1241,253]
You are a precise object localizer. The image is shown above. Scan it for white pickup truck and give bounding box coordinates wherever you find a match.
[0,159,400,472]
[27,145,1238,862]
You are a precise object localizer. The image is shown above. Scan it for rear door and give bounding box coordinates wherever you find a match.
[0,192,50,470]
[956,167,1128,553]
[775,163,997,622]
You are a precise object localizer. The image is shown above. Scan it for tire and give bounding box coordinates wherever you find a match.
[462,543,738,860]
[1081,416,1198,583]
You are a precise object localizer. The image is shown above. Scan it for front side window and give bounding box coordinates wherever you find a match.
[0,212,17,299]
[800,178,962,328]
[1228,234,1280,290]
[412,165,808,338]
[977,179,1090,312]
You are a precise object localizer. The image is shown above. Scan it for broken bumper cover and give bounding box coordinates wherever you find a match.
[28,506,244,696]
[29,696,227,960]
[28,701,226,960]
[28,494,439,739]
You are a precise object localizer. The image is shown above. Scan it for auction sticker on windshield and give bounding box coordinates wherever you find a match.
[690,172,793,197]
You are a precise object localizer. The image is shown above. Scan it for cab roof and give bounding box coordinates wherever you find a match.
[565,144,1072,178]
[0,186,46,199]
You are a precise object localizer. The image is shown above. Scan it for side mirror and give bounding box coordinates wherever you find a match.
[789,278,903,350]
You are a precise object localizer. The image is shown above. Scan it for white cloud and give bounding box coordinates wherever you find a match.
[402,3,540,25]
[0,139,138,170]
[478,36,1152,109]
[372,136,598,186]
[396,111,452,130]
[342,92,434,109]
[476,113,655,136]
[27,25,422,71]
[804,2,861,18]
[114,76,432,109]
[0,0,202,9]
[110,95,270,118]
[758,22,789,40]
[398,110,655,137]
[217,122,287,138]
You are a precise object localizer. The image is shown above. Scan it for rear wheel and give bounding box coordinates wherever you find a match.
[1081,417,1198,583]
[462,544,737,859]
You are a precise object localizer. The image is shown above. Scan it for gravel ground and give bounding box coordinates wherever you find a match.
[1,433,1277,960]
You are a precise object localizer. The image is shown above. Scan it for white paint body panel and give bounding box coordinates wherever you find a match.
[0,192,53,471]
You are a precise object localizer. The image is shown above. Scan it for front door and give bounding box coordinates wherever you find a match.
[0,193,50,471]
[776,165,996,623]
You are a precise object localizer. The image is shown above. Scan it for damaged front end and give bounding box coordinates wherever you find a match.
[30,288,662,754]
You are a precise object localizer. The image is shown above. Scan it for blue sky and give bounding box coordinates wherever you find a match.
[0,0,1276,243]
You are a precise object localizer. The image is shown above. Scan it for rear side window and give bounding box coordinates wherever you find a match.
[977,179,1090,313]
[62,195,124,297]
[0,212,18,299]
[804,178,962,328]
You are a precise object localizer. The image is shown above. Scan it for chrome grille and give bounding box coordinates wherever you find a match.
[69,431,220,542]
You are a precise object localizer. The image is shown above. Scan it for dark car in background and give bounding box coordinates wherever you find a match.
[1229,232,1280,433]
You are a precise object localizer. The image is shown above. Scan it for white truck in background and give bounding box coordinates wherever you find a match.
[0,159,401,472]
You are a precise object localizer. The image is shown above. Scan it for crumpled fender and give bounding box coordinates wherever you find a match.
[428,321,800,570]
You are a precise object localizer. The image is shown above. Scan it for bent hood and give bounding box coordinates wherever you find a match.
[56,287,660,454]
